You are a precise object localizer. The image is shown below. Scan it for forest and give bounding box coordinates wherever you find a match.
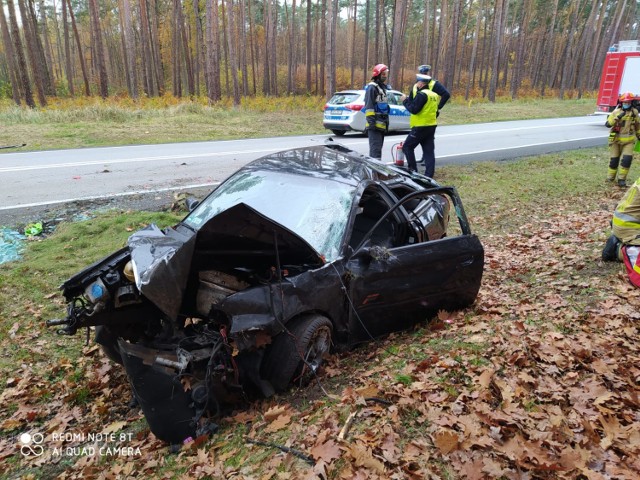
[0,0,639,108]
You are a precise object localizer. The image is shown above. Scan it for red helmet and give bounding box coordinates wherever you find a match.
[619,92,635,103]
[372,64,388,78]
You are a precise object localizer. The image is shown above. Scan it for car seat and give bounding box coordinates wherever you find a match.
[350,197,396,250]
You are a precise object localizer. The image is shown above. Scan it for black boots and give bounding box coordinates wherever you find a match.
[602,235,621,261]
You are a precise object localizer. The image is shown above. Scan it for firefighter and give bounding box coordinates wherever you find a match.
[605,92,640,187]
[364,64,390,160]
[602,178,640,287]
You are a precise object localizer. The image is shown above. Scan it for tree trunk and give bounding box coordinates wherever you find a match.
[225,0,240,104]
[88,0,108,98]
[465,0,483,100]
[27,0,54,96]
[511,0,532,99]
[0,0,22,104]
[444,0,462,88]
[319,0,325,93]
[306,0,312,91]
[205,0,221,102]
[60,0,74,95]
[122,0,138,98]
[540,0,559,96]
[248,0,257,94]
[139,0,154,96]
[269,0,278,94]
[349,0,357,88]
[389,0,409,89]
[374,0,380,62]
[172,0,182,97]
[238,0,249,95]
[220,0,229,94]
[324,0,336,98]
[6,0,35,107]
[17,0,46,105]
[37,0,55,87]
[362,0,369,87]
[67,0,90,96]
[177,0,194,97]
[149,0,165,94]
[286,0,297,94]
[433,0,445,74]
[420,0,430,63]
[488,0,504,102]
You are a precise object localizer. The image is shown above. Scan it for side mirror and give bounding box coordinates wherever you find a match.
[185,197,200,212]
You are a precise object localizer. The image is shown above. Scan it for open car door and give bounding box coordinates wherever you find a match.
[345,187,484,344]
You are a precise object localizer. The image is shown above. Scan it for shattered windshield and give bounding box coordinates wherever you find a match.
[183,170,356,262]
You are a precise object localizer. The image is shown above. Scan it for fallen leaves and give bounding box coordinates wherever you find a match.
[310,439,341,463]
[1,188,640,479]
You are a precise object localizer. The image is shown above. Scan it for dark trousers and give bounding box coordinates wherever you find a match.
[403,125,437,177]
[368,129,385,160]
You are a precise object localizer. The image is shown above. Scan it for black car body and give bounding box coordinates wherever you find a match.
[50,142,484,444]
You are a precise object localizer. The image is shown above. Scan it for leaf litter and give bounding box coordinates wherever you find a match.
[0,187,639,479]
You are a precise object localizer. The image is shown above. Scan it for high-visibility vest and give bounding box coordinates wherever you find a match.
[613,179,640,244]
[409,84,440,128]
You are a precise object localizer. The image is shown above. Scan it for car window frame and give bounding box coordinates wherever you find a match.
[349,186,472,255]
[328,92,361,106]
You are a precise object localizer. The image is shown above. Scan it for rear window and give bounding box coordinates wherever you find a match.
[328,93,361,105]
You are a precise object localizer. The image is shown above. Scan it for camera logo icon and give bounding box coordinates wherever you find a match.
[19,432,44,457]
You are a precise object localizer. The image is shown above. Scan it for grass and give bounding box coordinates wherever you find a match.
[0,145,633,477]
[0,95,598,151]
[0,97,633,478]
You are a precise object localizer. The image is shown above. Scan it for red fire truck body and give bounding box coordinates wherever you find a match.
[596,41,640,114]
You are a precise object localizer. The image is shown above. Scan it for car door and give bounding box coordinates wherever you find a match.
[386,91,400,131]
[345,187,484,344]
[386,91,410,132]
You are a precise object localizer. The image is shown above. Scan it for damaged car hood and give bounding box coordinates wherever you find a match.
[130,203,325,319]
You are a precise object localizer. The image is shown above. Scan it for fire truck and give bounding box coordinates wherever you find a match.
[596,40,640,114]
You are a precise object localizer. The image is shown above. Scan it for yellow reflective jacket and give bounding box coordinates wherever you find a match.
[607,107,640,144]
[613,178,640,245]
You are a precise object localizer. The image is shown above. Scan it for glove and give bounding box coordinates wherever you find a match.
[436,110,441,118]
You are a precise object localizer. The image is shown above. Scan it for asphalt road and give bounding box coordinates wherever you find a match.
[0,115,607,227]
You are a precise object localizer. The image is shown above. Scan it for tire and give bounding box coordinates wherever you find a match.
[332,130,346,136]
[262,314,333,392]
[95,325,123,365]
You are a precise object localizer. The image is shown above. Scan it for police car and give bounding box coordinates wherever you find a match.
[323,89,411,136]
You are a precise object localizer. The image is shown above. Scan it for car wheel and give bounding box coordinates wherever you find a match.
[332,130,346,136]
[262,314,333,392]
[95,325,123,365]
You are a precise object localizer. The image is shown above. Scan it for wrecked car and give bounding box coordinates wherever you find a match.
[48,142,484,444]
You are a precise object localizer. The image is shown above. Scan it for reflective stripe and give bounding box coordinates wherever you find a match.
[613,211,640,228]
[365,111,375,116]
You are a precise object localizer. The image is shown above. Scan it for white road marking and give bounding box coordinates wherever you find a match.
[438,136,606,158]
[0,120,605,173]
[0,182,220,211]
[0,148,285,173]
